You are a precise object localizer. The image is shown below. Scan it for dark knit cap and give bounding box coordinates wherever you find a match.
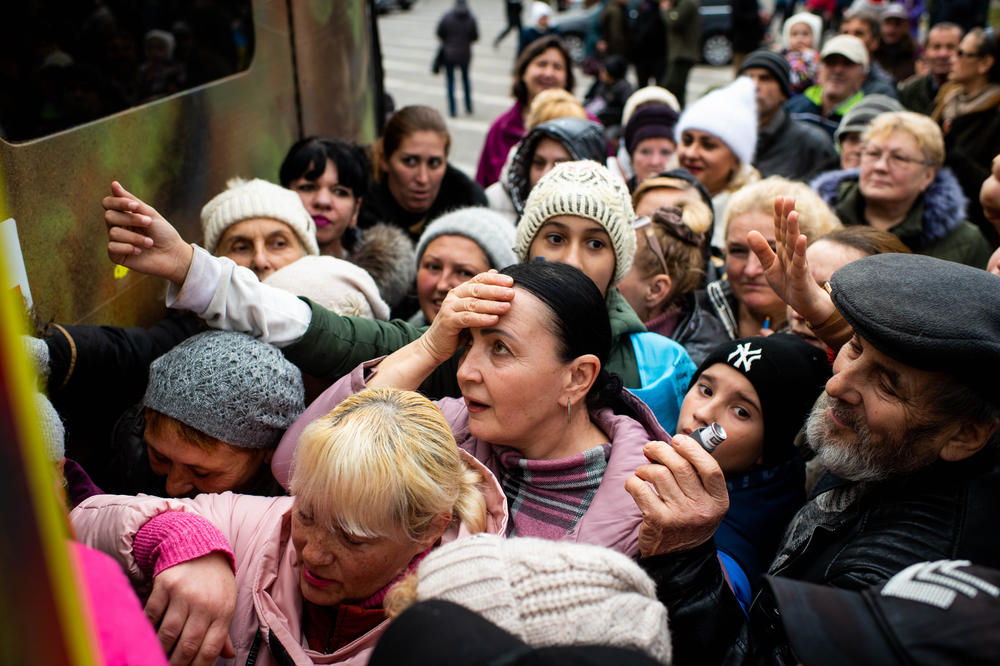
[830,253,1000,405]
[143,331,305,449]
[624,104,680,155]
[695,334,831,465]
[738,49,793,99]
[604,55,628,80]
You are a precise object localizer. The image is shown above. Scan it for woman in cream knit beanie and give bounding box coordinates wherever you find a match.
[515,160,637,293]
[200,177,320,279]
[387,533,672,664]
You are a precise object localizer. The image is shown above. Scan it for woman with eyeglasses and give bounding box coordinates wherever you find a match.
[812,110,992,268]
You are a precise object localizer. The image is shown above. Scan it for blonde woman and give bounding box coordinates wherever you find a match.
[71,388,506,666]
[709,176,842,339]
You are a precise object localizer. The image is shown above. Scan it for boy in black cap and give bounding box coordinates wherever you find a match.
[739,49,837,181]
[626,199,1000,664]
[678,335,830,606]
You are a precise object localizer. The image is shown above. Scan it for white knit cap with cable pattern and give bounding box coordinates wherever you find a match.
[412,534,672,664]
[200,177,320,256]
[514,160,637,285]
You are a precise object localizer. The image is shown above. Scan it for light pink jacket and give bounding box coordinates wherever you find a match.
[274,361,671,558]
[70,459,507,666]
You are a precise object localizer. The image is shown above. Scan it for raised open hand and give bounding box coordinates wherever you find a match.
[103,181,194,286]
[747,196,833,325]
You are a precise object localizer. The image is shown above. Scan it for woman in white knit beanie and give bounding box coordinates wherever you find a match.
[673,77,761,251]
[200,177,319,280]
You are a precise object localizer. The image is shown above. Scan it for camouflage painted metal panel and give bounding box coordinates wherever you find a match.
[0,0,377,328]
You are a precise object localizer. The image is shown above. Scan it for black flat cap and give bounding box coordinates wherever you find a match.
[830,253,1000,401]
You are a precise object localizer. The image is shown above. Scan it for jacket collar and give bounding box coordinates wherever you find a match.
[812,167,969,248]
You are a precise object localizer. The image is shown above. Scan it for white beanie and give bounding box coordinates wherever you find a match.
[515,161,637,284]
[782,12,824,51]
[413,534,672,664]
[530,1,552,25]
[200,178,320,257]
[674,77,758,167]
[263,255,391,320]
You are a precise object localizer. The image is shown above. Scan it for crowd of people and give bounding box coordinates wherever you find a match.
[19,1,1000,664]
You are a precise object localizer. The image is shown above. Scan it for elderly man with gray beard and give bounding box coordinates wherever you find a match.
[625,198,1000,665]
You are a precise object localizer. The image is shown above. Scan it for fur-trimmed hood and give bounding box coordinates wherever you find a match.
[347,223,416,309]
[810,166,969,247]
[507,117,607,216]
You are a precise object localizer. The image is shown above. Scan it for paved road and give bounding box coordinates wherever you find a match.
[376,0,734,179]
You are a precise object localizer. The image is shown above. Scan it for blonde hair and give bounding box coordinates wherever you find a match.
[289,387,486,541]
[632,177,713,234]
[526,89,588,131]
[724,176,842,244]
[862,110,945,168]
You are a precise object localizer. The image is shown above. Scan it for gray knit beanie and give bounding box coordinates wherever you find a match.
[413,534,672,664]
[515,161,637,284]
[200,177,320,256]
[143,331,305,449]
[415,207,517,271]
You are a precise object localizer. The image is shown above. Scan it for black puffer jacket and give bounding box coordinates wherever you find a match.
[507,117,607,216]
[357,164,488,241]
[640,445,1000,666]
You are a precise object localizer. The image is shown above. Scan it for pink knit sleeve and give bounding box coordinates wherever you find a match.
[133,511,235,578]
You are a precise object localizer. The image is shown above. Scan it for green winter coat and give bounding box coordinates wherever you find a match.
[828,175,992,269]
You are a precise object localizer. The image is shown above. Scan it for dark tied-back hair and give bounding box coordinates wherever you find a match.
[279,137,369,199]
[512,35,575,108]
[500,261,637,418]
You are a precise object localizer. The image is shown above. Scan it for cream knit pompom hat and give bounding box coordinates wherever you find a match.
[200,177,320,256]
[515,160,637,285]
[412,534,672,664]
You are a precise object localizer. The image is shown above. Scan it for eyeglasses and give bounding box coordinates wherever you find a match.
[860,148,932,169]
[955,49,984,59]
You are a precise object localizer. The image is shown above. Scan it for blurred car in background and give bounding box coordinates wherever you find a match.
[376,0,415,14]
[554,0,734,66]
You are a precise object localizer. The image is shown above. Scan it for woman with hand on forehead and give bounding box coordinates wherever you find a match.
[101,163,694,428]
[275,259,672,557]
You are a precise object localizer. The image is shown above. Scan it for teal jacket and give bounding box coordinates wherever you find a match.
[283,288,647,399]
